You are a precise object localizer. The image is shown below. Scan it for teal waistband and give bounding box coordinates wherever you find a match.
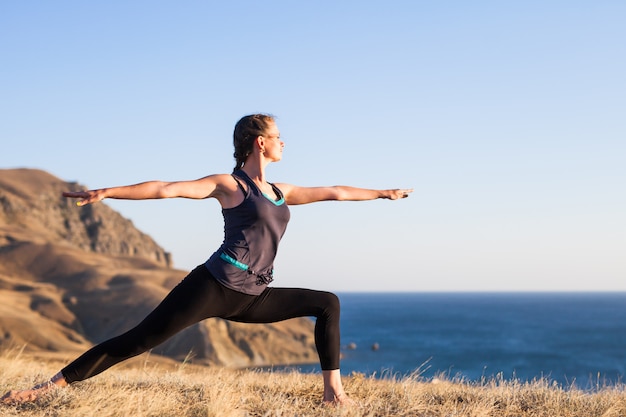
[220,252,249,271]
[219,252,274,286]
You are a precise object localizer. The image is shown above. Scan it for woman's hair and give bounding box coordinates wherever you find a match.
[232,113,276,172]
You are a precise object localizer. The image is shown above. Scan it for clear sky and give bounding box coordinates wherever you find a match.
[2,1,624,292]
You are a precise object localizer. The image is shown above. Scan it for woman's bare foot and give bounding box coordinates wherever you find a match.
[2,372,68,405]
[323,392,356,407]
[2,388,43,404]
[322,369,356,406]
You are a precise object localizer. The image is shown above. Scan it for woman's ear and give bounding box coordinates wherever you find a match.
[255,135,266,153]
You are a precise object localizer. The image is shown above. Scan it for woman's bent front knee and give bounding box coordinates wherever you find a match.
[319,291,340,318]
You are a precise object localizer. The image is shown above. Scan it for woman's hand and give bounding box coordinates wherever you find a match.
[385,188,414,200]
[62,189,106,206]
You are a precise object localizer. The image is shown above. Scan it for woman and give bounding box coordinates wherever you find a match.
[2,114,412,406]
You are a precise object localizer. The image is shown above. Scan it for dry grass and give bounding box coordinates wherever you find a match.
[1,348,625,417]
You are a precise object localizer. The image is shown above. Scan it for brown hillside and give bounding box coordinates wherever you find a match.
[0,168,171,266]
[0,168,317,368]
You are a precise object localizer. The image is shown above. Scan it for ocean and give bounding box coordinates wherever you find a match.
[280,292,626,388]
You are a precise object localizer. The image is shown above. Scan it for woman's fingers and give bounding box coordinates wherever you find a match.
[62,190,102,206]
[390,188,413,200]
[62,191,87,199]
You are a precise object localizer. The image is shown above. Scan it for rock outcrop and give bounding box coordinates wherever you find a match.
[0,168,317,368]
[0,168,171,267]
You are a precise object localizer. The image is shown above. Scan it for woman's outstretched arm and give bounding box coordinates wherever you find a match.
[276,184,413,205]
[62,174,232,206]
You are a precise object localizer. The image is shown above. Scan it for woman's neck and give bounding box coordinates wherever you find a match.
[241,162,268,184]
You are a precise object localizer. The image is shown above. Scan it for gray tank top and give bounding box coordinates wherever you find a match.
[204,170,290,295]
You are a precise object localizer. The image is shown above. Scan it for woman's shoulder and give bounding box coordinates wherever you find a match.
[272,182,294,193]
[182,173,242,195]
[194,173,239,185]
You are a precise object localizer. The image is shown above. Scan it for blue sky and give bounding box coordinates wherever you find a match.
[2,1,624,291]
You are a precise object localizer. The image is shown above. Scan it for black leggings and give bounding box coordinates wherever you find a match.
[61,265,341,383]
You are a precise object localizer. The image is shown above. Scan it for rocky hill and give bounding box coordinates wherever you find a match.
[0,168,171,266]
[0,168,317,368]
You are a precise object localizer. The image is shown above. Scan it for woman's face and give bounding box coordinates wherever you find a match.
[262,122,284,162]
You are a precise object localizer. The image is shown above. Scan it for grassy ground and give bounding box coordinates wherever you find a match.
[1,348,625,417]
